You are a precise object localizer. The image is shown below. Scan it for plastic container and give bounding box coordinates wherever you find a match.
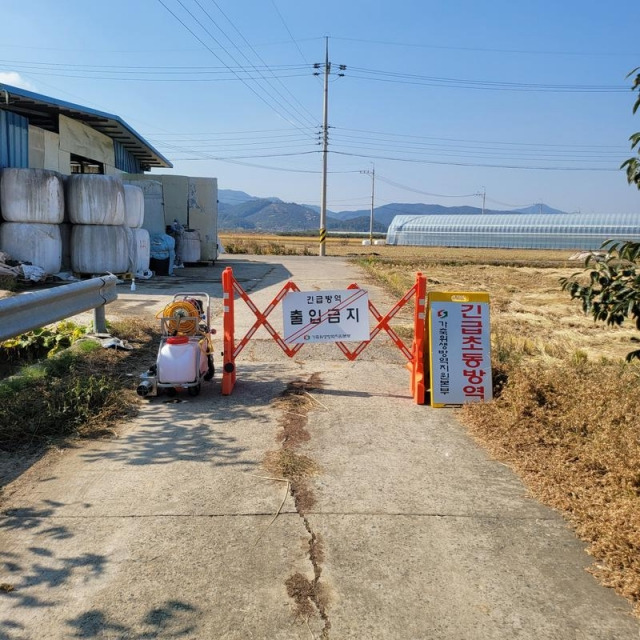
[0,222,62,273]
[182,230,201,263]
[66,175,125,226]
[0,168,64,224]
[157,336,199,384]
[71,224,128,274]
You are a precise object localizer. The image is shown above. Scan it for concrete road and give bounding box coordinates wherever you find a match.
[0,255,638,639]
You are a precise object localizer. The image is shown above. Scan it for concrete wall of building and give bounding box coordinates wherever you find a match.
[188,176,218,261]
[27,118,122,175]
[59,114,115,171]
[160,175,189,227]
[28,126,60,171]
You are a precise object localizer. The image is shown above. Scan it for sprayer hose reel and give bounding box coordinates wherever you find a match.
[159,300,200,335]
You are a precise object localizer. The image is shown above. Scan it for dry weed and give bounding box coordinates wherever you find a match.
[462,359,640,611]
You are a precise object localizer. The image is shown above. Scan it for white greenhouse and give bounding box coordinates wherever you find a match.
[385,212,640,250]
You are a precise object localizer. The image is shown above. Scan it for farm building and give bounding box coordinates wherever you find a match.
[0,83,171,174]
[385,212,640,250]
[0,83,218,275]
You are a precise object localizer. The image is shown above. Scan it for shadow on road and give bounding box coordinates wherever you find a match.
[79,365,288,469]
[0,500,201,639]
[65,600,200,639]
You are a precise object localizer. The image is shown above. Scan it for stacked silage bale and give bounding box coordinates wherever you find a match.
[67,175,128,275]
[123,184,150,277]
[0,168,64,274]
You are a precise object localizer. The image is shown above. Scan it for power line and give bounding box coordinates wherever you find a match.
[331,150,619,171]
[148,127,305,136]
[269,0,312,66]
[375,174,479,198]
[193,0,318,126]
[0,58,308,72]
[10,70,310,82]
[331,36,640,58]
[347,66,628,93]
[330,133,627,156]
[175,156,359,174]
[333,126,627,150]
[155,0,316,137]
[328,138,626,161]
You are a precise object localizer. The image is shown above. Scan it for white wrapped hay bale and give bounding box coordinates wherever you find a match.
[123,184,144,228]
[0,222,62,274]
[66,174,125,226]
[0,168,64,224]
[124,226,150,274]
[71,224,128,274]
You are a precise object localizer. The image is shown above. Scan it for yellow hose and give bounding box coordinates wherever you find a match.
[157,300,200,335]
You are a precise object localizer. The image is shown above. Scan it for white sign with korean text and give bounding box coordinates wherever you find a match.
[428,293,492,406]
[283,289,370,343]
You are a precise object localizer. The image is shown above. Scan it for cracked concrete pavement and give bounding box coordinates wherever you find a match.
[0,255,639,639]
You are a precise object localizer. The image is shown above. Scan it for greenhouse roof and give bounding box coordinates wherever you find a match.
[386,212,640,250]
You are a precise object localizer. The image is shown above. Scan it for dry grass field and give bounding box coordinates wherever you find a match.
[222,232,640,614]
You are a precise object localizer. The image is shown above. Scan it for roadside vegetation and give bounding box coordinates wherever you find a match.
[0,319,159,450]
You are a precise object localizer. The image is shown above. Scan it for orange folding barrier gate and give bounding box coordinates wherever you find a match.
[221,267,428,404]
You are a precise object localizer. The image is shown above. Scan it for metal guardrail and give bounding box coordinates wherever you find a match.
[0,275,118,341]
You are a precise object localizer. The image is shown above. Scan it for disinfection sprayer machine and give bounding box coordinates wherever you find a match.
[137,292,215,397]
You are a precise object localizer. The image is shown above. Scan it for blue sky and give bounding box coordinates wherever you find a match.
[1,1,639,214]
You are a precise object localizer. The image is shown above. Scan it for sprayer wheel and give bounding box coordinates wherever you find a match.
[188,384,201,397]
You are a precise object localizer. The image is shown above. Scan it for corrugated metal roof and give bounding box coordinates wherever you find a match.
[0,84,172,171]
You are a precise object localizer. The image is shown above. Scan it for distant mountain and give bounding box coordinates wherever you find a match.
[217,189,568,232]
[218,189,256,205]
[512,204,566,215]
[218,188,282,206]
[329,209,368,222]
[327,215,387,233]
[220,198,330,232]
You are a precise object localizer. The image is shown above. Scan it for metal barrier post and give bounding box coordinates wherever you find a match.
[221,266,236,395]
[93,305,108,334]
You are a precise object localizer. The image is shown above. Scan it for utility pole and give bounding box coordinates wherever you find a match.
[360,164,375,244]
[314,37,345,257]
[481,186,486,215]
[319,37,330,257]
